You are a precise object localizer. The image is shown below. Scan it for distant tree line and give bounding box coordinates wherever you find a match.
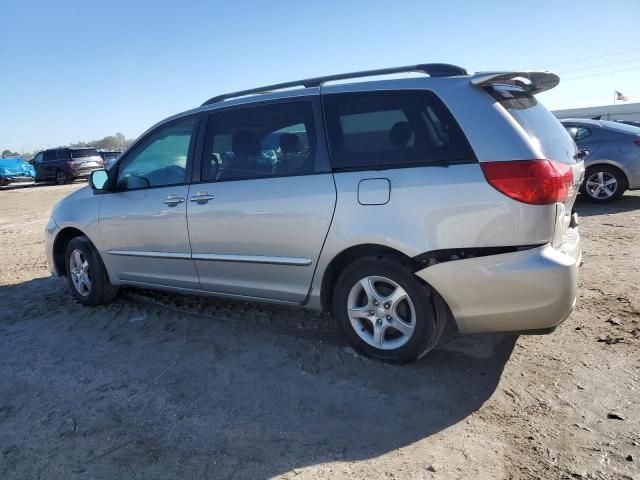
[69,132,134,152]
[2,133,135,159]
[1,149,20,157]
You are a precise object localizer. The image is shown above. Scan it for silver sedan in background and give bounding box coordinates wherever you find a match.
[561,118,640,202]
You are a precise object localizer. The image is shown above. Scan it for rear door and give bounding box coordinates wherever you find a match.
[187,97,336,303]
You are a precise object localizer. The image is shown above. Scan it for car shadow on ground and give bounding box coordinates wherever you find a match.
[574,192,640,217]
[0,277,516,479]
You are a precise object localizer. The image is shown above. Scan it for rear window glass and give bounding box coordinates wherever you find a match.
[599,120,640,134]
[489,86,577,163]
[323,90,475,170]
[70,148,98,158]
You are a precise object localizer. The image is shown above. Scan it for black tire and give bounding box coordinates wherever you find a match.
[581,165,626,203]
[65,236,119,306]
[55,169,68,185]
[332,256,443,364]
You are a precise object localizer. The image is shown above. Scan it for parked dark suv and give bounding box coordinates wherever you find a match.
[32,147,104,185]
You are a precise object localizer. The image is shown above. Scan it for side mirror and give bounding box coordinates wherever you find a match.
[576,149,589,160]
[89,169,110,191]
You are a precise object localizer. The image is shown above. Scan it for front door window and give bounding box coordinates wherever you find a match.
[117,117,195,190]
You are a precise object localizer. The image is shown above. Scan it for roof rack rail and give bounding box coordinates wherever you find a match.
[201,63,468,106]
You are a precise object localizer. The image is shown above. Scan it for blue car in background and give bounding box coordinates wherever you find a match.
[0,157,36,187]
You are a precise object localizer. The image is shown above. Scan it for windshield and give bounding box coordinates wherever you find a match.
[489,85,577,163]
[70,148,99,158]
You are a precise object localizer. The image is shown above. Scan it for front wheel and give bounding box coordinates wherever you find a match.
[332,256,443,364]
[65,236,119,305]
[582,166,626,203]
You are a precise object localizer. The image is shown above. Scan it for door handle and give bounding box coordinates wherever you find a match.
[163,194,185,206]
[190,191,215,204]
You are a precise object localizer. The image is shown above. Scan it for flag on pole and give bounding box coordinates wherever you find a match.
[615,90,629,101]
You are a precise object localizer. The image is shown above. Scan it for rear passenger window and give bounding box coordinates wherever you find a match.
[43,151,56,162]
[323,91,475,170]
[202,100,323,182]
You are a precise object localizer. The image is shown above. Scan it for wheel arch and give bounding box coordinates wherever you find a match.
[319,243,420,313]
[52,227,95,276]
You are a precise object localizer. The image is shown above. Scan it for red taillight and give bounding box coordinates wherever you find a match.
[634,139,640,147]
[67,160,75,169]
[480,160,573,205]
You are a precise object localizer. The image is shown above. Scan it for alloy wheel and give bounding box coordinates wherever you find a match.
[585,171,617,200]
[347,275,416,350]
[69,249,91,296]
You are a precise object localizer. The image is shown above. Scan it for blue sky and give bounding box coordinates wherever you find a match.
[2,0,639,152]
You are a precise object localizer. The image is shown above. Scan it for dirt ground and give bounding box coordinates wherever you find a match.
[0,183,638,480]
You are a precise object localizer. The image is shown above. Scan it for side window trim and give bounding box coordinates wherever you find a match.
[110,114,200,193]
[195,95,331,185]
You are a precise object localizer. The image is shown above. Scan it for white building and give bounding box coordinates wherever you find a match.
[553,102,640,122]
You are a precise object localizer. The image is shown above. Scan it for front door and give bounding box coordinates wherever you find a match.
[32,152,45,180]
[187,98,336,303]
[42,150,57,180]
[98,115,200,289]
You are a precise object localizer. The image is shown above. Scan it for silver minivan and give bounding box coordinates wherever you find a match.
[45,64,584,363]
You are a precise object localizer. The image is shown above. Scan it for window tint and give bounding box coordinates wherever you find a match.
[575,127,591,141]
[202,101,320,182]
[323,90,474,170]
[43,150,56,162]
[489,86,577,164]
[117,117,195,190]
[57,149,70,160]
[71,148,98,158]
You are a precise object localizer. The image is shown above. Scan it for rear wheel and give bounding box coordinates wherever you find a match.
[65,236,119,305]
[582,165,626,203]
[55,169,68,185]
[332,256,443,364]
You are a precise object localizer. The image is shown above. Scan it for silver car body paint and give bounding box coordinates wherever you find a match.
[46,72,583,333]
[561,118,640,190]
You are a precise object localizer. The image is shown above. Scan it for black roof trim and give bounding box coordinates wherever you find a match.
[201,63,467,106]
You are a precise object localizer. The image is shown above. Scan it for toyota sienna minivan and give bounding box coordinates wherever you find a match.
[45,64,584,363]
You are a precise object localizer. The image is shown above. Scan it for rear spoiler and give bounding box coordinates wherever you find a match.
[470,71,560,95]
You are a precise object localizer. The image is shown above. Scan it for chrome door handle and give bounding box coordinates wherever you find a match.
[163,194,185,206]
[190,191,215,204]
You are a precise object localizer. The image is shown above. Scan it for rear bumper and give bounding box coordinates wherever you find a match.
[72,169,99,179]
[415,228,581,334]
